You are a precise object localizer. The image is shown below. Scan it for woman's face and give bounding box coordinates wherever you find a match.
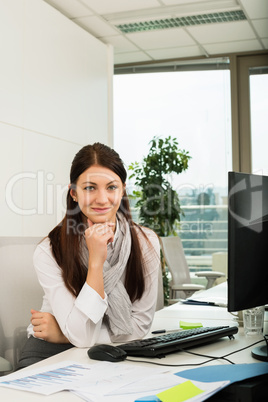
[71,165,125,225]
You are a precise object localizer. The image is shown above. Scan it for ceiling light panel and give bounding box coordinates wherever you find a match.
[116,10,246,33]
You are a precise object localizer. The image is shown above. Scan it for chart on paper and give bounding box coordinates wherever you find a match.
[0,360,168,396]
[0,362,93,395]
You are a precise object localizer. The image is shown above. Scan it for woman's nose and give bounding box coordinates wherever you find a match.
[95,189,108,204]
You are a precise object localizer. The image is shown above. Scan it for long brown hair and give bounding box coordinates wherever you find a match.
[49,143,146,302]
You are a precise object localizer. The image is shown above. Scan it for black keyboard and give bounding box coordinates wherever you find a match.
[118,326,238,358]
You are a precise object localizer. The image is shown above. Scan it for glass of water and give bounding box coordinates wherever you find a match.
[243,306,265,336]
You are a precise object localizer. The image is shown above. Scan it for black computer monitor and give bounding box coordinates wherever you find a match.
[227,171,268,361]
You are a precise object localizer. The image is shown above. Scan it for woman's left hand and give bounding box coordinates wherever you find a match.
[31,309,70,344]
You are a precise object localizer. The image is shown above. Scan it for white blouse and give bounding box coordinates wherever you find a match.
[27,226,160,348]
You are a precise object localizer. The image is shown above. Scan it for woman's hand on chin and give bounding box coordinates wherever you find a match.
[85,219,115,261]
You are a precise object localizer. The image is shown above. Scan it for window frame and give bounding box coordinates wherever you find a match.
[230,53,268,173]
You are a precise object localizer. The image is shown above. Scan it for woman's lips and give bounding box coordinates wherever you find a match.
[91,207,111,214]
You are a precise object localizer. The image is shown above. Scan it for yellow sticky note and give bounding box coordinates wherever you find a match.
[156,380,204,402]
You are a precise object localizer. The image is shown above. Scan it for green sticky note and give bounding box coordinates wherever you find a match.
[179,321,203,330]
[156,380,204,402]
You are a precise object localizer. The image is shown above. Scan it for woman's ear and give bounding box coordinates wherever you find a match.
[70,188,77,202]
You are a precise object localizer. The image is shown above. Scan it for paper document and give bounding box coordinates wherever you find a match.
[71,375,229,402]
[183,282,227,307]
[0,361,95,395]
[0,360,229,401]
[0,360,167,396]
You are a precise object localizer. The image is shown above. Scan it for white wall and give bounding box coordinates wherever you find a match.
[0,0,112,237]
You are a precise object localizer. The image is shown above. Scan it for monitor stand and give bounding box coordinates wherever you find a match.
[251,345,268,362]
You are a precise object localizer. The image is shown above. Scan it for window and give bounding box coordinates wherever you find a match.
[250,68,268,176]
[114,64,232,274]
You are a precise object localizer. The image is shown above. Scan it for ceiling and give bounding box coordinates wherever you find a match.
[44,0,268,66]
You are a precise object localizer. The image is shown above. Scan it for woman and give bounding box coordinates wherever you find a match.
[18,143,160,369]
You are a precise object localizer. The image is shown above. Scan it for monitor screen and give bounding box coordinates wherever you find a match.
[227,171,268,312]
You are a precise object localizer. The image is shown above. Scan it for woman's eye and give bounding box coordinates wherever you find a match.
[108,185,118,191]
[84,186,95,191]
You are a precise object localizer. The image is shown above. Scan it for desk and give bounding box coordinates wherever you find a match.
[0,293,267,401]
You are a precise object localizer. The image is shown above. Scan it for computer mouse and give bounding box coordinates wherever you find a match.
[87,344,127,362]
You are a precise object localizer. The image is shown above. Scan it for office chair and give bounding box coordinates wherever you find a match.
[0,237,44,371]
[0,356,12,375]
[159,236,225,303]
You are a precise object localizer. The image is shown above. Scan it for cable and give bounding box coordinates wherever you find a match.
[126,356,217,367]
[180,349,235,365]
[185,336,267,363]
[219,337,265,360]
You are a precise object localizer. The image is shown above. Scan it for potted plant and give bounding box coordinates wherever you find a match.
[129,135,191,304]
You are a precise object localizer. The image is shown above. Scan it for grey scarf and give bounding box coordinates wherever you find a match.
[83,212,133,336]
[103,212,133,336]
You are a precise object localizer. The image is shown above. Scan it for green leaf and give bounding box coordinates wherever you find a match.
[128,135,191,237]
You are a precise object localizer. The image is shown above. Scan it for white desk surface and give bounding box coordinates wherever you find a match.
[1,285,267,401]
